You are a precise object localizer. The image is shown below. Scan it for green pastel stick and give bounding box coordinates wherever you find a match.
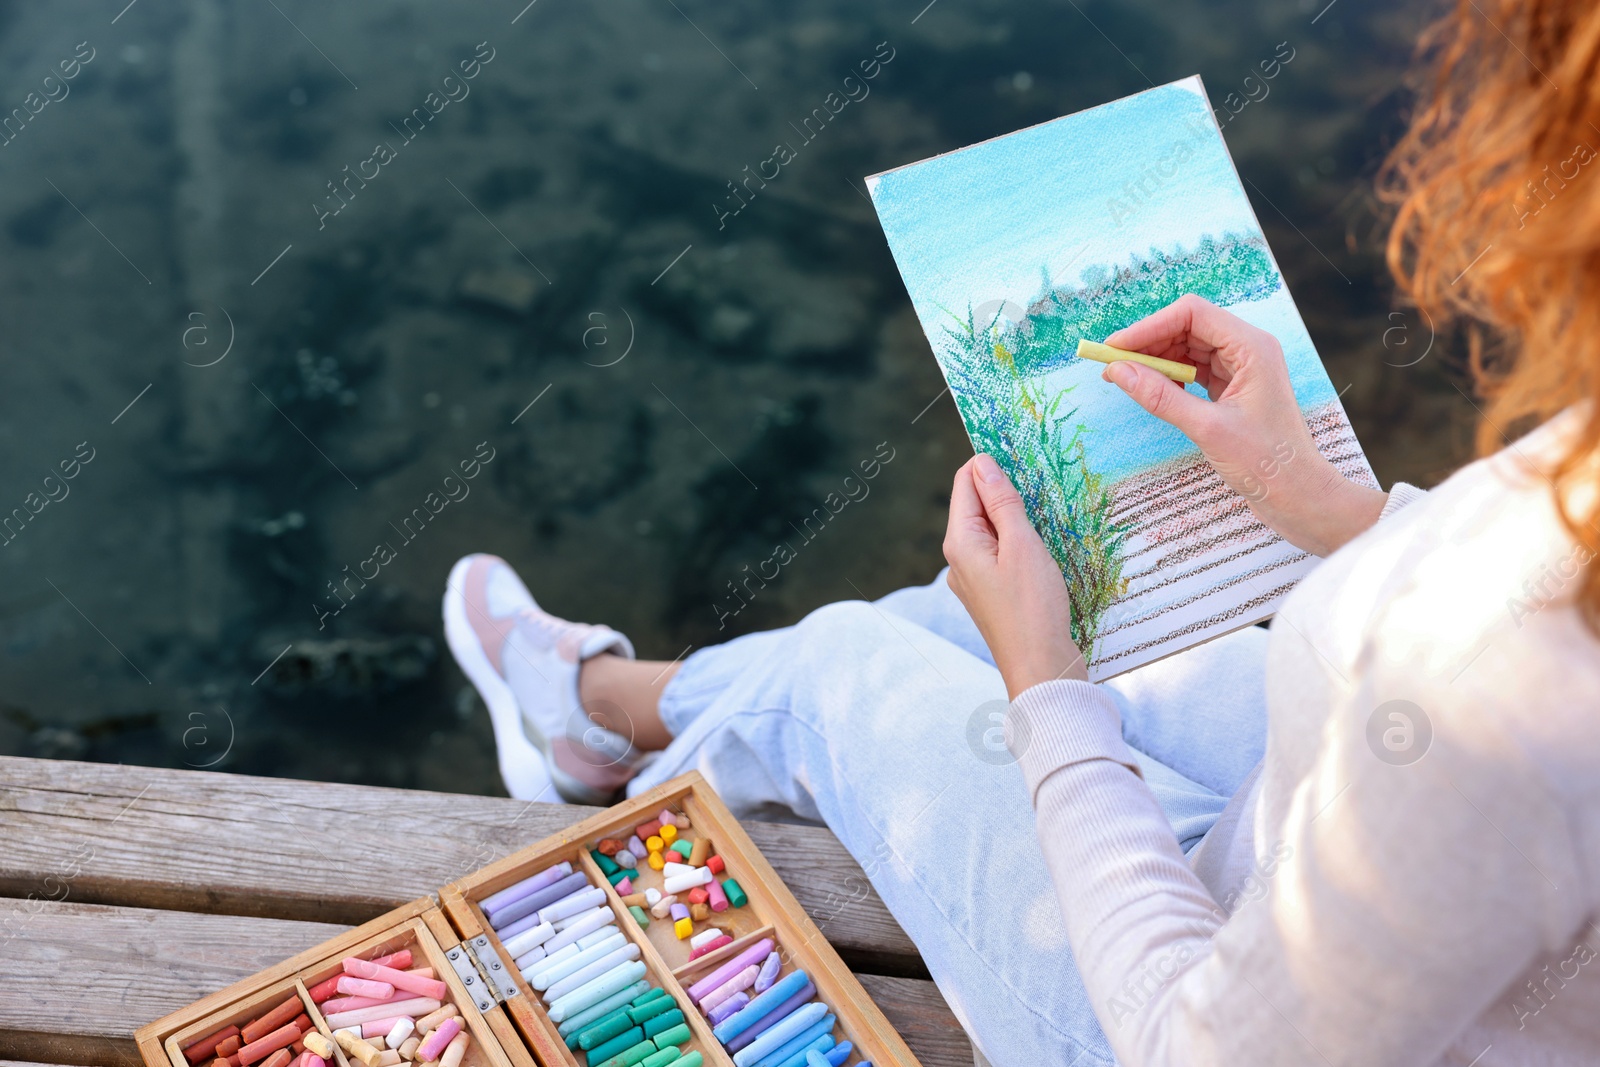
[722,878,748,908]
[662,1054,703,1067]
[592,849,622,875]
[639,1048,679,1067]
[632,987,670,1007]
[670,840,694,859]
[575,1008,637,1050]
[628,996,678,1024]
[629,904,651,928]
[642,1009,686,1039]
[597,1040,657,1067]
[650,1022,692,1048]
[587,1026,646,1063]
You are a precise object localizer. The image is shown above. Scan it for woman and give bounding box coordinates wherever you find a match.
[444,1,1600,1062]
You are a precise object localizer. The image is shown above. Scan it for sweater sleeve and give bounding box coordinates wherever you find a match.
[1008,660,1574,1065]
[1379,481,1428,520]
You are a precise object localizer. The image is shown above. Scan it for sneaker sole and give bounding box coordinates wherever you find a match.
[442,556,623,807]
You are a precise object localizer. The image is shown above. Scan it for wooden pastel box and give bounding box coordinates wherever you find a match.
[136,772,923,1067]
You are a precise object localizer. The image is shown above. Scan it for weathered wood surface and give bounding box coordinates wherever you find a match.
[0,903,969,1067]
[0,758,915,969]
[0,758,971,1067]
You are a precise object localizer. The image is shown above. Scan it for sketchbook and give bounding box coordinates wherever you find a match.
[866,75,1376,680]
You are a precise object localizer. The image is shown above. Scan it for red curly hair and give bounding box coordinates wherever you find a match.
[1381,0,1600,627]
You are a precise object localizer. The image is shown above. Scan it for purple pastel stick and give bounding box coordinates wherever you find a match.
[754,951,781,993]
[708,991,749,1025]
[724,981,815,1053]
[671,903,690,921]
[627,836,647,859]
[496,910,547,941]
[687,937,773,1003]
[482,862,573,917]
[490,870,589,929]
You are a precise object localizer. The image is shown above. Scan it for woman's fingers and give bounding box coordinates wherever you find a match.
[1104,293,1266,378]
[970,454,1034,545]
[1102,361,1218,444]
[944,457,997,565]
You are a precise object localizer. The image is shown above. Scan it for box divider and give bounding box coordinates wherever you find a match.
[577,849,734,1067]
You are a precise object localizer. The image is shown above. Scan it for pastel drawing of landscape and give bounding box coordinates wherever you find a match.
[867,75,1377,679]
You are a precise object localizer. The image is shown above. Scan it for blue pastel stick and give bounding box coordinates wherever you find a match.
[714,970,811,1044]
[733,1003,829,1067]
[757,1019,834,1067]
[824,1042,852,1066]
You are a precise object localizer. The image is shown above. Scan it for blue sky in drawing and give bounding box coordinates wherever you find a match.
[868,76,1343,480]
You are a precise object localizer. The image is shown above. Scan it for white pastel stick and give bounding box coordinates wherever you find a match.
[542,909,615,956]
[690,928,727,950]
[514,945,547,970]
[501,921,555,959]
[532,932,626,991]
[542,943,642,1003]
[663,867,715,894]
[644,888,662,906]
[384,1019,415,1050]
[521,942,579,984]
[577,926,620,950]
[662,862,697,879]
[551,905,611,934]
[538,886,607,925]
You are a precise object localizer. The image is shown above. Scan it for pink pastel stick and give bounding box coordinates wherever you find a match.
[337,976,396,999]
[323,997,441,1029]
[305,1057,326,1067]
[344,957,450,1001]
[415,1017,462,1062]
[700,964,759,1013]
[408,968,436,980]
[321,991,408,1013]
[361,1019,403,1039]
[707,880,729,912]
[687,938,773,1003]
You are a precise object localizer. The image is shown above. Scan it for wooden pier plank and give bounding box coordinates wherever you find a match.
[0,758,915,969]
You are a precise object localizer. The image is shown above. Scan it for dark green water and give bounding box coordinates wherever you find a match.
[0,0,1464,793]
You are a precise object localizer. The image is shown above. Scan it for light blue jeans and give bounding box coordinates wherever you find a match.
[628,569,1269,1066]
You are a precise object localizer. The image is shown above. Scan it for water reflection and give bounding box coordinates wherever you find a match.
[0,0,1456,792]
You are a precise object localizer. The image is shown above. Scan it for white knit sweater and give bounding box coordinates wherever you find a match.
[1009,411,1600,1065]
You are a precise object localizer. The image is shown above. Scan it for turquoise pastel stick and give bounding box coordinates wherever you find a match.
[549,960,648,1022]
[558,979,652,1035]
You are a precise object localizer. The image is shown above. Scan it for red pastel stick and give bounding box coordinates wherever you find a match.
[183,1025,241,1064]
[238,1023,301,1066]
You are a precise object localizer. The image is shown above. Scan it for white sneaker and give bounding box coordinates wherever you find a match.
[443,553,646,804]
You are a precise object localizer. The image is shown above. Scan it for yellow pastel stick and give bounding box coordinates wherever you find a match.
[1076,338,1197,384]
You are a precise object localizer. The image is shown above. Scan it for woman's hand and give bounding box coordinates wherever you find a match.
[944,454,1087,698]
[1102,294,1387,556]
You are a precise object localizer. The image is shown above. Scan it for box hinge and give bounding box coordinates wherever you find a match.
[446,936,521,1012]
